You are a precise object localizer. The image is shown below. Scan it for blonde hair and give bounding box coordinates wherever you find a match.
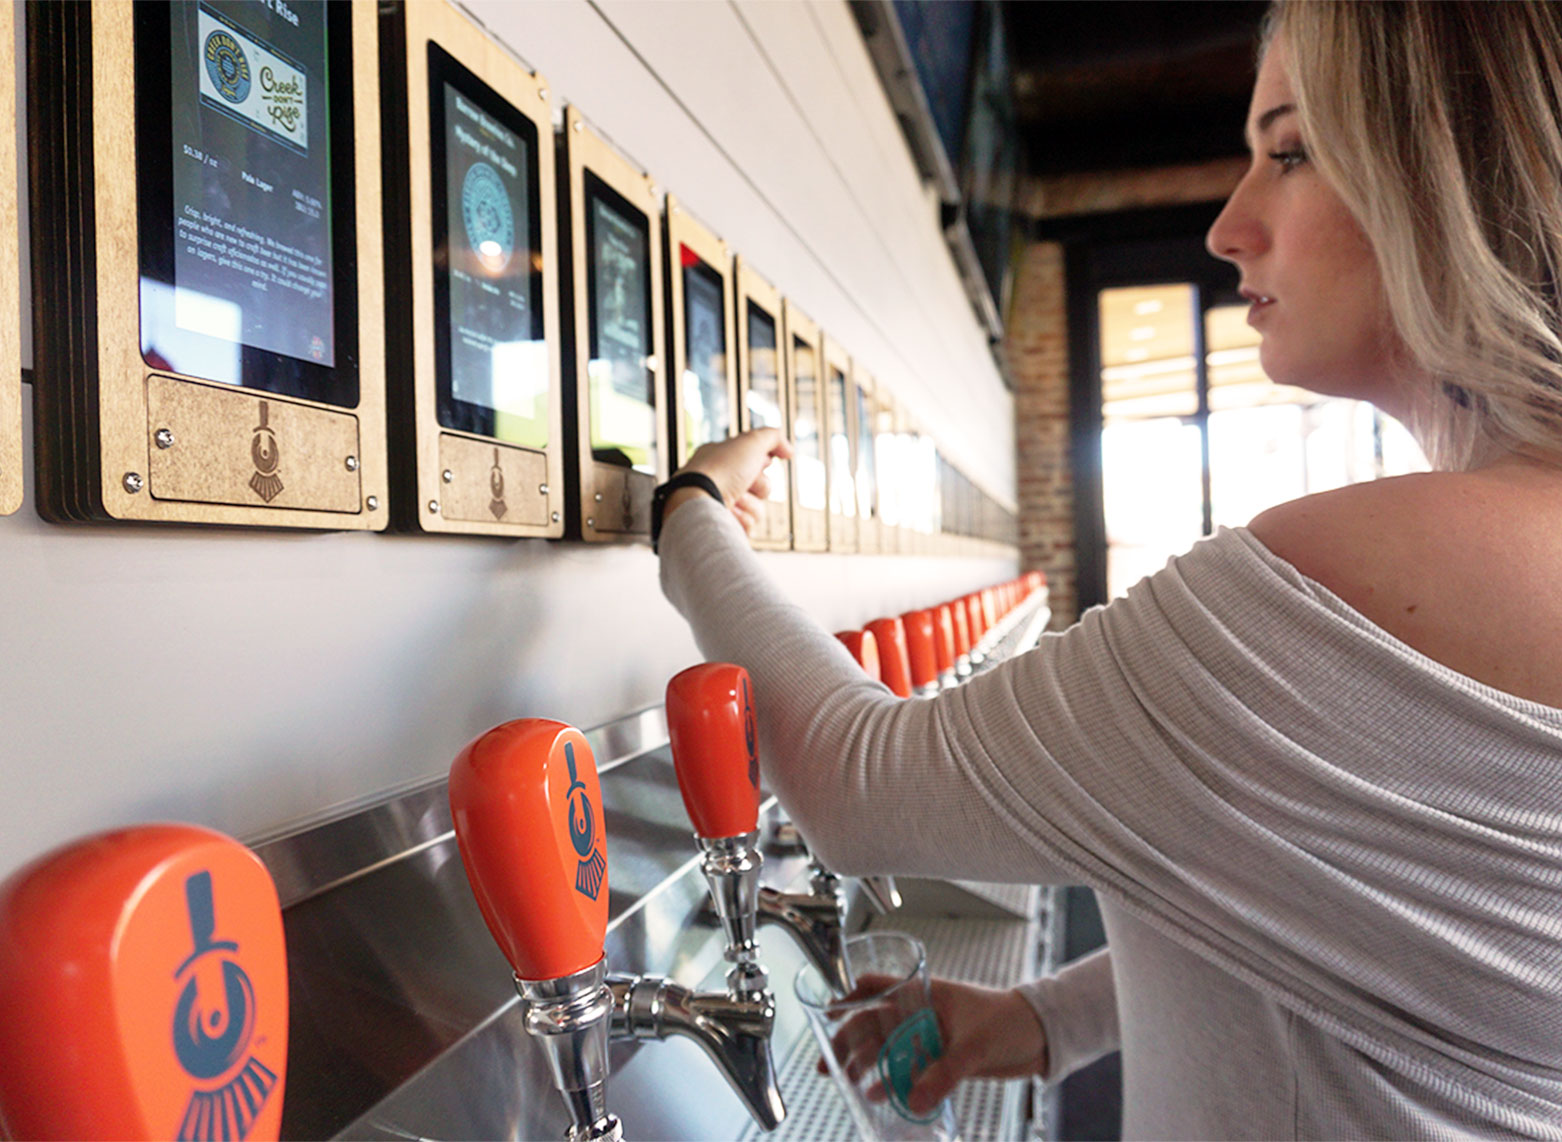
[1268,0,1562,470]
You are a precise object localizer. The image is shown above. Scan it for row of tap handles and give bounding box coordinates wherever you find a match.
[452,575,1045,1141]
[0,575,1043,1141]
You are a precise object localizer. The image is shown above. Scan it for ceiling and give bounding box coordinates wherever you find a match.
[1003,1,1268,177]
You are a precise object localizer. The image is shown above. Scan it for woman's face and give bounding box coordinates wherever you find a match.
[1206,37,1409,411]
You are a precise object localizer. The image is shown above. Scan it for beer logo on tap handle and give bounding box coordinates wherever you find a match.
[741,676,759,792]
[565,742,606,901]
[171,871,277,1141]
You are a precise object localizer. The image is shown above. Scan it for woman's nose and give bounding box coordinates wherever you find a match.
[1206,176,1264,265]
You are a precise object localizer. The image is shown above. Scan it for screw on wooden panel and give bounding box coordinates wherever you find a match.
[366,496,379,511]
[551,511,560,522]
[345,455,359,471]
[428,500,440,514]
[154,428,174,449]
[539,483,549,495]
[538,87,548,101]
[123,472,143,493]
[573,120,582,132]
[594,492,603,502]
[587,517,595,528]
[443,469,454,483]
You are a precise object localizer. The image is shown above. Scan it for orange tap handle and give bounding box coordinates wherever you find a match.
[900,609,939,689]
[666,663,762,839]
[949,600,971,658]
[835,629,881,682]
[964,594,985,642]
[933,605,957,675]
[449,719,610,982]
[866,617,913,698]
[0,824,287,1142]
[982,589,998,630]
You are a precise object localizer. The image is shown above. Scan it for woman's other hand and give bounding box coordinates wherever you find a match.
[669,429,794,536]
[823,976,1049,1118]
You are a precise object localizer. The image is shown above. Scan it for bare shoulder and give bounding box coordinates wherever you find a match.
[1248,464,1562,705]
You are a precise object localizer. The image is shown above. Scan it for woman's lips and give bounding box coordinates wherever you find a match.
[1242,290,1275,325]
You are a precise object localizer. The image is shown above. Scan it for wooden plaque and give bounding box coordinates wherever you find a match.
[665,196,737,470]
[820,334,857,554]
[561,106,667,542]
[28,1,388,528]
[735,258,790,551]
[380,0,563,537]
[784,301,827,552]
[0,1,19,517]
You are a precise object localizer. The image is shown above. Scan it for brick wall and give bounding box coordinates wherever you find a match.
[1007,158,1242,630]
[1009,241,1077,628]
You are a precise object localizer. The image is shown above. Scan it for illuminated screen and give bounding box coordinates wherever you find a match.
[430,44,547,447]
[137,0,357,405]
[792,336,826,510]
[679,247,730,462]
[828,365,855,517]
[854,382,876,520]
[585,174,655,473]
[745,303,786,504]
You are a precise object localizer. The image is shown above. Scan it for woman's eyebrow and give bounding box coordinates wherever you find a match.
[1247,102,1298,148]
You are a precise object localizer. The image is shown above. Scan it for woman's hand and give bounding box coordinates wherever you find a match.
[667,429,794,536]
[823,977,1049,1118]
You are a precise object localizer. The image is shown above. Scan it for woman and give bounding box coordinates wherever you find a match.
[656,2,1562,1135]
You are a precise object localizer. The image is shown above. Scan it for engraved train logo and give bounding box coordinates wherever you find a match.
[564,742,606,900]
[489,448,507,520]
[172,871,277,1142]
[249,402,284,503]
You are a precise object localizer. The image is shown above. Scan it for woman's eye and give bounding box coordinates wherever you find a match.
[1267,148,1308,173]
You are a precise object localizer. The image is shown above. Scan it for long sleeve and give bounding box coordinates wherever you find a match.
[1018,948,1121,1083]
[659,495,1562,1132]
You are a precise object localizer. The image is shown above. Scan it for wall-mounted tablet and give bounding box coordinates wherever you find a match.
[852,367,880,554]
[821,335,856,554]
[735,258,790,551]
[561,106,666,541]
[380,2,562,537]
[1,1,20,518]
[784,302,827,552]
[27,0,387,527]
[872,384,902,554]
[665,196,736,470]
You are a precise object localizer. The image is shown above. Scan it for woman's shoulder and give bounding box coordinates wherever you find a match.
[1248,463,1562,706]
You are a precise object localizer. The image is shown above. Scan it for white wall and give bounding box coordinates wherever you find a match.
[0,0,1016,881]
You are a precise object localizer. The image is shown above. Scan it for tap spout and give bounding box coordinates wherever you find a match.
[609,973,786,1131]
[757,884,854,995]
[859,875,903,914]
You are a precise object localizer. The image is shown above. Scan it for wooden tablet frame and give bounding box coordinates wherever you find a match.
[820,335,857,554]
[381,1,563,537]
[784,301,827,552]
[852,366,881,554]
[0,2,20,518]
[665,195,737,469]
[735,257,790,551]
[561,106,667,542]
[27,1,388,528]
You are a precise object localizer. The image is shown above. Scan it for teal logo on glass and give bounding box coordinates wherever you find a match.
[876,1008,943,1123]
[462,162,515,273]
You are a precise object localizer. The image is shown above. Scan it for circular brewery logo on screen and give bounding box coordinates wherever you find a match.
[204,30,252,104]
[462,162,515,273]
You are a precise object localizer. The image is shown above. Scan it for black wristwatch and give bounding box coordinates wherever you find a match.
[650,472,724,553]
